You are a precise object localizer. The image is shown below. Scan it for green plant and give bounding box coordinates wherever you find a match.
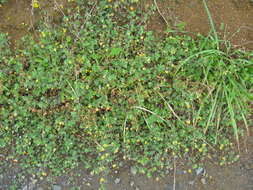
[0,0,7,4]
[0,0,252,186]
[175,35,253,148]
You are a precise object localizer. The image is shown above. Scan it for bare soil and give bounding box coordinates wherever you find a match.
[0,0,68,47]
[0,0,253,190]
[149,0,253,50]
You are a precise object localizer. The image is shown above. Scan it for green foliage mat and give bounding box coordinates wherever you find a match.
[0,0,253,178]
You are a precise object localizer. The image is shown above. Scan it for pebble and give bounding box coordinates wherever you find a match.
[201,178,207,185]
[36,188,44,190]
[176,170,187,175]
[165,183,186,190]
[22,183,35,190]
[130,181,135,186]
[114,178,121,184]
[52,185,62,190]
[130,166,137,175]
[195,167,204,175]
[188,180,195,185]
[135,187,140,190]
[164,185,173,190]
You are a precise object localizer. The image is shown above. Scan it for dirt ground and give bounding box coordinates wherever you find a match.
[0,136,252,190]
[148,0,253,50]
[0,0,253,49]
[0,0,253,190]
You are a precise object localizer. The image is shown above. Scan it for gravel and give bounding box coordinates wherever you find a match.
[130,166,137,176]
[201,178,207,185]
[114,178,121,184]
[196,167,204,175]
[52,185,62,190]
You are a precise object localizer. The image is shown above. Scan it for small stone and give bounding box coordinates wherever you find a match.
[82,177,87,182]
[130,181,135,186]
[135,187,140,190]
[165,183,187,190]
[201,178,207,185]
[52,185,62,190]
[195,167,204,175]
[188,180,195,185]
[176,170,186,175]
[130,166,137,175]
[31,178,38,185]
[164,185,173,190]
[22,183,35,190]
[36,188,44,190]
[114,178,121,184]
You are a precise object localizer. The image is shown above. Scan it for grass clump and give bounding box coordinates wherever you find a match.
[0,0,252,181]
[175,35,253,146]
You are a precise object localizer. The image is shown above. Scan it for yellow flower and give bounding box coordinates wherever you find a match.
[129,6,135,11]
[41,172,47,176]
[99,177,105,183]
[33,0,39,8]
[185,120,191,125]
[112,164,117,168]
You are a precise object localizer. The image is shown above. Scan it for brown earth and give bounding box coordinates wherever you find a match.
[0,0,253,190]
[1,0,253,49]
[0,0,68,47]
[148,0,253,50]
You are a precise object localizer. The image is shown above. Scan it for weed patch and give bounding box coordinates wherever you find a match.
[0,0,252,184]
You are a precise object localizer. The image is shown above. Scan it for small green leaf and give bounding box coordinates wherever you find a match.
[109,47,122,57]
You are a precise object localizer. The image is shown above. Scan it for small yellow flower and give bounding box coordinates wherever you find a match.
[185,102,191,109]
[33,0,39,8]
[129,6,135,11]
[185,120,191,125]
[114,148,119,154]
[41,172,47,176]
[112,164,117,168]
[99,177,105,183]
[41,32,45,38]
[58,121,64,126]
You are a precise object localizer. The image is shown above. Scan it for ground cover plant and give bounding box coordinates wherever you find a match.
[0,0,7,5]
[0,0,253,188]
